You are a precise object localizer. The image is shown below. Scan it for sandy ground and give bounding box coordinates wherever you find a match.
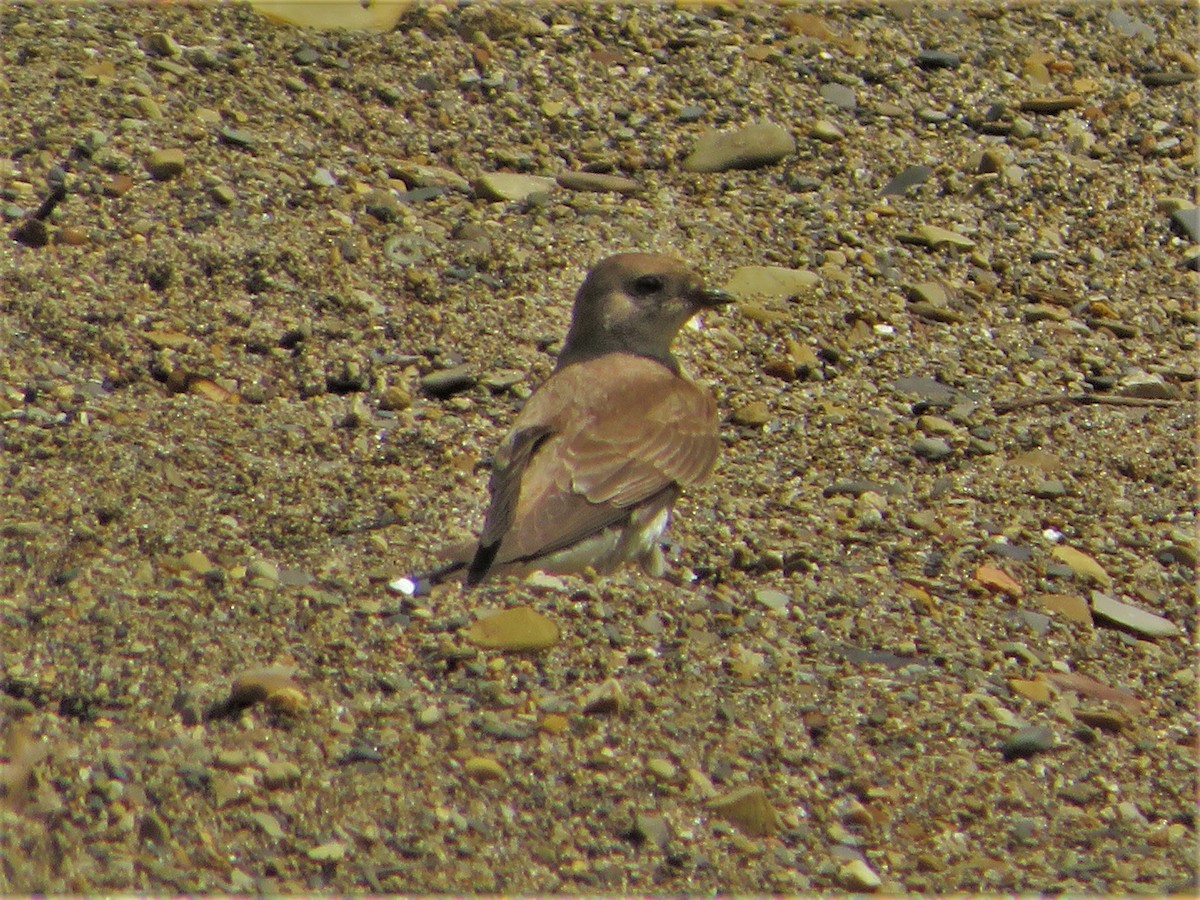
[0,0,1196,893]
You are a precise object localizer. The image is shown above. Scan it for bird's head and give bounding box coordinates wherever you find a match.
[556,252,731,371]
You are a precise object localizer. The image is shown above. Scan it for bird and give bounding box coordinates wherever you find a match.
[396,252,730,593]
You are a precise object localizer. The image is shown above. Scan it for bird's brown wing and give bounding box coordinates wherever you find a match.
[483,355,719,569]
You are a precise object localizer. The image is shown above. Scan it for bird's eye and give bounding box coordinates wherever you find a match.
[632,275,664,295]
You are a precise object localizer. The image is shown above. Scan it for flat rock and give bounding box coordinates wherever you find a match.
[146,148,185,180]
[881,164,932,195]
[555,171,640,193]
[420,365,476,398]
[819,82,856,110]
[463,606,560,651]
[474,173,556,202]
[1001,724,1055,760]
[1090,591,1180,638]
[682,121,795,173]
[725,265,818,299]
[916,50,961,69]
[1168,206,1199,242]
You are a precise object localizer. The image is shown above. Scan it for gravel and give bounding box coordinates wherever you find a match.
[1,0,1196,894]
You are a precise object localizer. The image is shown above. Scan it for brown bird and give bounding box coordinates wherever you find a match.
[400,252,730,593]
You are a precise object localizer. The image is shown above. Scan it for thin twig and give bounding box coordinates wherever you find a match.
[993,393,1184,413]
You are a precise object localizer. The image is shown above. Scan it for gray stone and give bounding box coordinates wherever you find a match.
[556,171,640,194]
[881,164,932,195]
[1090,591,1180,638]
[682,121,795,173]
[1169,206,1199,242]
[916,50,961,69]
[1001,725,1054,760]
[474,173,556,202]
[421,365,476,398]
[819,82,856,110]
[913,437,952,461]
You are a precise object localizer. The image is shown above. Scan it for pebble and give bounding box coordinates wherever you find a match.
[724,265,818,299]
[913,438,952,461]
[464,756,506,782]
[463,606,560,651]
[819,82,856,110]
[420,365,476,398]
[911,224,976,249]
[1001,725,1055,760]
[707,786,780,837]
[1089,591,1180,638]
[840,858,883,891]
[1050,546,1111,585]
[146,148,185,180]
[906,281,948,307]
[1035,593,1093,625]
[631,813,671,849]
[810,120,845,143]
[754,588,790,612]
[916,50,961,70]
[881,164,932,195]
[1169,206,1199,242]
[555,171,640,194]
[731,401,770,427]
[581,678,625,715]
[1020,95,1083,114]
[682,121,796,173]
[473,173,556,202]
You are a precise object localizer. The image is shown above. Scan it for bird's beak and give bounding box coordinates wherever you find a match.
[696,287,734,308]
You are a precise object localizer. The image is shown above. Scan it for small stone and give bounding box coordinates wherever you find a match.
[146,148,185,180]
[631,813,671,849]
[916,50,961,69]
[754,588,790,611]
[881,164,932,195]
[1031,479,1067,498]
[262,761,301,789]
[731,401,770,427]
[379,385,411,411]
[707,785,780,837]
[364,189,403,223]
[307,842,348,862]
[682,121,795,173]
[913,438,952,461]
[473,173,556,202]
[1009,679,1051,703]
[464,606,560,651]
[581,678,625,715]
[1001,725,1055,760]
[914,224,976,249]
[1168,207,1199,242]
[555,171,640,194]
[810,120,845,143]
[840,858,882,891]
[646,757,677,781]
[819,82,856,110]
[420,365,475,398]
[464,756,506,782]
[1089,591,1180,638]
[1035,593,1093,625]
[1020,95,1083,114]
[906,281,948,307]
[218,126,256,149]
[145,32,182,57]
[725,265,818,299]
[1074,707,1129,733]
[210,184,235,206]
[1051,546,1111,585]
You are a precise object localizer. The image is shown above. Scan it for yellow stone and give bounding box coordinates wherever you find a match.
[1051,546,1111,585]
[708,785,780,837]
[464,606,560,651]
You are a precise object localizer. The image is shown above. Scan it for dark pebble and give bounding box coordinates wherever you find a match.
[1169,207,1199,242]
[916,50,961,69]
[881,164,932,195]
[293,46,320,65]
[1002,725,1055,760]
[421,364,476,398]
